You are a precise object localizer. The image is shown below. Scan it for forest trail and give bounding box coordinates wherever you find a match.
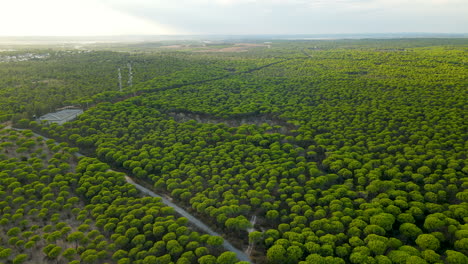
[5,127,252,263]
[109,57,298,106]
[125,176,252,263]
[168,111,298,134]
[302,49,313,58]
[246,215,257,256]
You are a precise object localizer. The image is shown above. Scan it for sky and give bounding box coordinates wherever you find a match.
[0,0,466,36]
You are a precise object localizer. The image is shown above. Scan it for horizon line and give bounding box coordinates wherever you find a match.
[0,32,467,37]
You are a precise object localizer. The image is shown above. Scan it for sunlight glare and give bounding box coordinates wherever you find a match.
[0,0,179,36]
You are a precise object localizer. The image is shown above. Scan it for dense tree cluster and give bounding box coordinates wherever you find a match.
[0,49,261,122]
[0,126,240,263]
[7,39,468,263]
[0,127,102,263]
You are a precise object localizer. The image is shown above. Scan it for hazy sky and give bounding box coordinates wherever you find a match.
[0,0,466,36]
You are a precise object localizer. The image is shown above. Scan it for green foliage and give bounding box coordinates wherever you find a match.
[47,246,62,259]
[0,248,12,259]
[405,255,428,264]
[3,39,467,263]
[63,248,77,261]
[12,254,28,264]
[415,234,440,251]
[0,129,230,264]
[207,236,224,247]
[216,251,237,264]
[420,250,440,263]
[199,255,217,264]
[267,245,287,264]
[0,50,230,121]
[370,213,395,232]
[445,250,468,264]
[400,223,423,240]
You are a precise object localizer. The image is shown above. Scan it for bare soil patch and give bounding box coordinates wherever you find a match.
[196,43,269,53]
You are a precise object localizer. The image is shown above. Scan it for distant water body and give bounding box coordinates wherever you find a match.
[1,33,466,45]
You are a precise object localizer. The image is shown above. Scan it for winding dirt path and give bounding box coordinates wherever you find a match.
[125,176,252,263]
[5,127,252,263]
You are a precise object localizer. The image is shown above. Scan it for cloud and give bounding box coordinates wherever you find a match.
[0,0,466,35]
[95,0,466,34]
[0,0,182,36]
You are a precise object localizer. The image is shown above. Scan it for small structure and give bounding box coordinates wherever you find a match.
[127,63,133,87]
[118,67,122,92]
[37,109,83,125]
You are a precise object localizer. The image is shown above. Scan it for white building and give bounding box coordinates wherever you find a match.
[38,109,83,125]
